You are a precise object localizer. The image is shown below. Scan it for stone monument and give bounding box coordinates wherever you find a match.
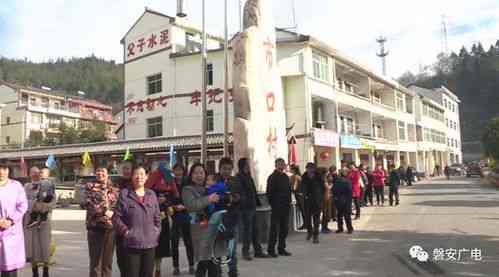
[232,0,288,191]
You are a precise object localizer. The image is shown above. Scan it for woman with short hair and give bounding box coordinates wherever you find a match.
[114,165,161,277]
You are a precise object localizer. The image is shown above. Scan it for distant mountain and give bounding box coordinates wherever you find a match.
[398,40,499,159]
[0,55,123,107]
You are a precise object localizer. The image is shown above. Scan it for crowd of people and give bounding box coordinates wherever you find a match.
[0,157,413,277]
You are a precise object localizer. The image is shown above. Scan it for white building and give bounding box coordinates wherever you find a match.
[410,85,462,165]
[0,81,116,148]
[122,8,462,175]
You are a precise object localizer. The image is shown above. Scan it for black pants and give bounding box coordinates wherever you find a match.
[1,270,17,277]
[127,248,155,277]
[304,202,321,238]
[353,197,361,218]
[336,204,353,232]
[88,228,115,277]
[389,186,399,205]
[241,209,263,255]
[115,234,127,277]
[363,186,373,205]
[374,186,384,205]
[196,260,218,277]
[267,209,289,253]
[171,221,195,268]
[406,176,413,186]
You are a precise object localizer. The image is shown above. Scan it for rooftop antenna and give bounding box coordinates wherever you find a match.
[441,14,449,54]
[279,0,298,32]
[376,36,389,76]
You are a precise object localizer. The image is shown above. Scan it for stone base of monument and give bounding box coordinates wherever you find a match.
[238,194,299,244]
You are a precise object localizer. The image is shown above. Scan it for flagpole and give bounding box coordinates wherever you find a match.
[200,0,208,165]
[223,0,230,158]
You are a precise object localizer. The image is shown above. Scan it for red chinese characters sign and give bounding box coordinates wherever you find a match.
[126,29,170,61]
[126,88,233,115]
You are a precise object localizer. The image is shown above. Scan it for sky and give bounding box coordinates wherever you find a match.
[1,0,499,78]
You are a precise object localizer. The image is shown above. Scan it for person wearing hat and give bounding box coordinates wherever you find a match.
[0,161,29,277]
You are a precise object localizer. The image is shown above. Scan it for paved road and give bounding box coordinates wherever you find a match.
[19,177,499,277]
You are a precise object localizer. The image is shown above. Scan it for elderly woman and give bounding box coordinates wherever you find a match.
[84,166,119,277]
[24,166,56,277]
[182,163,221,277]
[0,162,28,277]
[113,165,161,277]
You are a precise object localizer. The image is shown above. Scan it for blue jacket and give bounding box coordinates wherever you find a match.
[113,188,161,250]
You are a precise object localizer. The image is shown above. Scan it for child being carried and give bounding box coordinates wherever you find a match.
[27,179,55,228]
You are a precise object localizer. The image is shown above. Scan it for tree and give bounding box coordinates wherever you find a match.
[25,131,45,147]
[397,71,418,86]
[482,117,499,162]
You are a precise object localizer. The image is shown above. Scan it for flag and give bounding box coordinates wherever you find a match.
[45,154,56,169]
[82,151,93,168]
[20,157,28,176]
[123,147,133,161]
[288,136,298,165]
[169,144,176,168]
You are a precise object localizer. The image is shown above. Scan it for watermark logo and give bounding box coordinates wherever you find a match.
[409,245,429,262]
[410,246,483,263]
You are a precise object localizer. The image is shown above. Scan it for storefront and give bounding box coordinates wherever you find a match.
[340,134,361,164]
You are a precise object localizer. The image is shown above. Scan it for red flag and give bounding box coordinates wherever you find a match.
[288,136,298,165]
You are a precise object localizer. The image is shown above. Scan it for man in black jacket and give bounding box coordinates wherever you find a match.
[389,165,401,206]
[301,163,324,243]
[236,158,269,260]
[333,169,354,234]
[266,158,292,257]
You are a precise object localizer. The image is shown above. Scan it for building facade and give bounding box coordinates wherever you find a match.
[0,81,116,148]
[121,8,462,178]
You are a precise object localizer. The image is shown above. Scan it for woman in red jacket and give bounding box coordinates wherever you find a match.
[372,165,386,206]
[347,163,362,220]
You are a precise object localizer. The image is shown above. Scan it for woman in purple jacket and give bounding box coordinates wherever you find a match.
[114,165,161,277]
[0,162,28,277]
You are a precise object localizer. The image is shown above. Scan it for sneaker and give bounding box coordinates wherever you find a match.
[278,250,292,256]
[173,268,180,275]
[268,251,278,258]
[298,225,306,230]
[347,229,354,234]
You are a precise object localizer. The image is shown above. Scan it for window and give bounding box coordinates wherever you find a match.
[54,102,60,110]
[48,115,61,128]
[41,97,49,108]
[373,93,381,104]
[21,94,28,104]
[446,119,449,127]
[147,73,162,95]
[30,97,37,106]
[373,124,384,138]
[340,116,355,135]
[312,51,329,82]
[416,126,423,141]
[147,117,163,138]
[398,121,406,141]
[207,110,214,132]
[6,136,10,144]
[443,99,447,108]
[396,93,405,112]
[207,63,213,86]
[6,117,10,124]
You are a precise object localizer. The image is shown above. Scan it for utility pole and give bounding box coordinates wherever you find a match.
[441,14,449,54]
[376,36,389,76]
[223,0,230,157]
[201,0,208,164]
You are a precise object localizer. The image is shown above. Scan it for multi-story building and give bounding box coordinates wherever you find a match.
[121,8,461,179]
[0,104,4,142]
[0,81,116,148]
[410,85,462,165]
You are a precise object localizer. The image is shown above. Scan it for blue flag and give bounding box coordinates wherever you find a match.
[169,144,176,169]
[45,154,56,169]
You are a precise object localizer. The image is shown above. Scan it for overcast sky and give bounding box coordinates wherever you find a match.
[1,0,498,78]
